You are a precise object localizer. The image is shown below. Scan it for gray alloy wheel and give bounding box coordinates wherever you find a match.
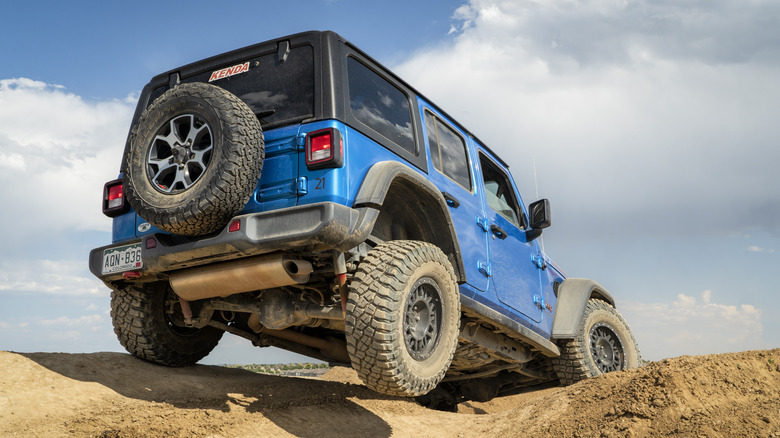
[552,299,641,385]
[345,240,461,397]
[589,321,626,373]
[147,114,214,194]
[404,277,444,362]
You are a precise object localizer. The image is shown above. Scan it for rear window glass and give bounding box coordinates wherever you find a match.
[182,45,314,127]
[347,57,415,154]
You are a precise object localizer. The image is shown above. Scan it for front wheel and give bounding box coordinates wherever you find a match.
[345,241,461,397]
[552,299,640,385]
[110,282,223,366]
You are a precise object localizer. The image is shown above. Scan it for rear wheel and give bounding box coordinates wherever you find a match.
[110,282,223,366]
[345,241,460,397]
[553,299,640,385]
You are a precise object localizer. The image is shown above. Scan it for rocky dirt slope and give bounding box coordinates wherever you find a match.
[1,349,778,437]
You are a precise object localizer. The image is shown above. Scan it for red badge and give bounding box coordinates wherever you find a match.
[208,62,250,82]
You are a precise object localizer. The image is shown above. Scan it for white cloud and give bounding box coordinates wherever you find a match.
[48,330,83,342]
[0,300,116,353]
[747,245,775,254]
[0,151,25,170]
[39,314,103,327]
[0,78,135,237]
[620,290,768,360]
[395,1,780,239]
[0,259,105,296]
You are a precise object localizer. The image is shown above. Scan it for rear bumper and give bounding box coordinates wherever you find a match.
[89,202,377,282]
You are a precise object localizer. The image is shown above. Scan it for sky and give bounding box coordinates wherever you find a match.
[1,0,778,366]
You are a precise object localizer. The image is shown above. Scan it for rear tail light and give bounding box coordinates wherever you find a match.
[102,178,130,217]
[107,185,123,209]
[305,128,343,169]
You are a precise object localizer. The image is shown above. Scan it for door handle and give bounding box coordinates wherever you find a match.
[442,192,460,208]
[490,224,507,240]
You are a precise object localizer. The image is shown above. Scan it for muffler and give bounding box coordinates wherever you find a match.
[169,253,313,301]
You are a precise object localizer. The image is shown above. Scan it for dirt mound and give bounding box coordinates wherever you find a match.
[1,349,778,437]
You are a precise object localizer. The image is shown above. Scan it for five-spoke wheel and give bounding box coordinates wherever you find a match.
[147,114,214,194]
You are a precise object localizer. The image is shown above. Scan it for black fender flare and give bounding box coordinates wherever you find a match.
[551,278,616,339]
[353,161,466,283]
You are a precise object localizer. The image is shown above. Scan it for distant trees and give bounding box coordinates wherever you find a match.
[225,362,330,376]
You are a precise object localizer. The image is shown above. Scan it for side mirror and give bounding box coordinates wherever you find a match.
[526,199,551,241]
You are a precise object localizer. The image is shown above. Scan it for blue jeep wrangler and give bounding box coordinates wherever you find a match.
[89,31,639,409]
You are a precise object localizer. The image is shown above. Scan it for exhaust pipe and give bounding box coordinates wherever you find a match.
[246,313,350,363]
[170,253,313,301]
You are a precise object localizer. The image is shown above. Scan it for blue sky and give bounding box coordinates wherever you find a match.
[1,1,455,98]
[1,0,778,365]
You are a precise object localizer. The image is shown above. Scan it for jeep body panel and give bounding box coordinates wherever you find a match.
[91,202,378,281]
[352,160,466,282]
[418,102,491,295]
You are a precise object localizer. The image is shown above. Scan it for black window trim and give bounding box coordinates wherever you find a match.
[424,108,474,193]
[478,151,528,230]
[342,48,427,172]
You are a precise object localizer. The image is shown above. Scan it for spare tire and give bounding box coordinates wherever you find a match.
[124,82,264,236]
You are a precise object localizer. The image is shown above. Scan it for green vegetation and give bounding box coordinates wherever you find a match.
[223,363,331,376]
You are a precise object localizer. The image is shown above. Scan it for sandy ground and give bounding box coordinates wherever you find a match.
[1,349,778,437]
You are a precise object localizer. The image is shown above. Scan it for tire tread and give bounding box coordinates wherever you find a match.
[552,299,641,385]
[124,82,264,236]
[110,283,222,366]
[345,240,460,397]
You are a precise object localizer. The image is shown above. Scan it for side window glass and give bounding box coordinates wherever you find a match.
[424,111,472,191]
[424,112,441,171]
[480,154,524,229]
[347,57,416,154]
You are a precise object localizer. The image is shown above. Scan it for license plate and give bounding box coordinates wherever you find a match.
[102,243,143,274]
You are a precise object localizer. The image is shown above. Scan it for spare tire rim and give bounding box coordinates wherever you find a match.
[147,114,213,194]
[404,277,443,361]
[589,322,625,373]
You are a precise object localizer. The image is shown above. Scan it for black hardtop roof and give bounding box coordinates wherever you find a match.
[145,30,508,168]
[147,30,330,89]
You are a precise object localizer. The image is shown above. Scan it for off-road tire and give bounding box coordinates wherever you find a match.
[552,299,641,385]
[110,282,223,366]
[124,82,264,236]
[345,240,460,397]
